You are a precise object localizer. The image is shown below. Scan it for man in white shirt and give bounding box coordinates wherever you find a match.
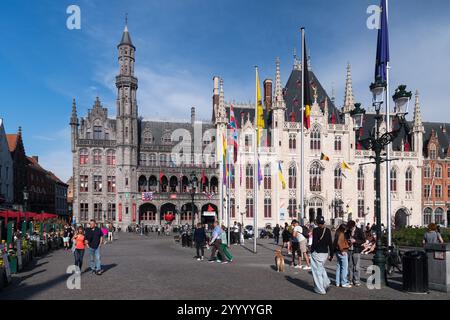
[292,220,311,270]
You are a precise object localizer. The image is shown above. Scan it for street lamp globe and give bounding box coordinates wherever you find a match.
[23,187,29,201]
[350,103,366,131]
[370,77,386,102]
[393,85,412,118]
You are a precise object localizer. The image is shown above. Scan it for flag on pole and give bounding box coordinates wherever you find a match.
[222,134,228,184]
[302,33,312,130]
[159,171,164,184]
[341,161,352,170]
[375,0,390,82]
[320,153,330,161]
[255,67,265,145]
[230,104,239,163]
[258,159,263,187]
[278,162,286,190]
[202,170,206,185]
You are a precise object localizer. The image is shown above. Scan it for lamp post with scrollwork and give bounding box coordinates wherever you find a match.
[350,81,412,287]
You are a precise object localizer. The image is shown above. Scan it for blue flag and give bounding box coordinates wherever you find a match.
[375,0,389,82]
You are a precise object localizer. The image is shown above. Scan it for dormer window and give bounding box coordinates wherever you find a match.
[162,133,172,145]
[93,125,102,139]
[429,145,437,159]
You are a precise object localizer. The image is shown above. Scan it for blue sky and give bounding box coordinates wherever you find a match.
[1,0,449,181]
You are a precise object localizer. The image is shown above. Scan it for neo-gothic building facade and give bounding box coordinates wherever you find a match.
[71,25,220,228]
[214,60,425,229]
[71,24,445,229]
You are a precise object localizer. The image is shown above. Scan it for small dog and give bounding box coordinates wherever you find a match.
[275,250,285,272]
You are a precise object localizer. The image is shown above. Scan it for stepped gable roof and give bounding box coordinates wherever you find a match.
[6,134,18,152]
[423,122,450,158]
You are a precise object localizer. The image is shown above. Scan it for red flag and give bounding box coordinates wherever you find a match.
[160,171,164,184]
[202,170,206,185]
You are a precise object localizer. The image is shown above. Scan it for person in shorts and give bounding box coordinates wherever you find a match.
[292,220,311,270]
[63,224,73,250]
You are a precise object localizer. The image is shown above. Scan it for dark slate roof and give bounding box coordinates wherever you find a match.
[423,122,450,158]
[357,114,412,152]
[139,120,215,145]
[283,69,343,124]
[224,105,258,129]
[119,27,134,48]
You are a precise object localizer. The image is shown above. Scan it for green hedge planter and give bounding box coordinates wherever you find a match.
[8,256,17,274]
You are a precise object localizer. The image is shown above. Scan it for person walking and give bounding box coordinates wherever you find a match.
[333,224,351,288]
[208,221,229,264]
[193,223,207,260]
[232,222,240,245]
[273,224,280,245]
[282,222,291,253]
[85,219,104,275]
[72,226,86,272]
[423,223,444,245]
[108,224,114,242]
[63,224,72,250]
[310,216,333,295]
[346,220,365,286]
[219,225,233,262]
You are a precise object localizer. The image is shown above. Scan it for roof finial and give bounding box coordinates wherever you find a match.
[18,126,22,136]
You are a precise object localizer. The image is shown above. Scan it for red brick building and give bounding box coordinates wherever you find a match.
[422,124,450,227]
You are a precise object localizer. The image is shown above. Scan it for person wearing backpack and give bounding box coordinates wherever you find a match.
[291,220,311,270]
[310,216,333,295]
[299,223,311,270]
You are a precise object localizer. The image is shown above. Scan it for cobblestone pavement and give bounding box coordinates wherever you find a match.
[1,233,448,300]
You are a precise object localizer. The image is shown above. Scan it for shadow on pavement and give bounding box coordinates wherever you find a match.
[285,275,315,292]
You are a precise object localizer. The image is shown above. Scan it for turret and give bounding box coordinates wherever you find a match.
[70,98,79,153]
[412,90,424,157]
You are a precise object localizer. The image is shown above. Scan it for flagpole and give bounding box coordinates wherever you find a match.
[385,0,392,247]
[300,28,305,224]
[254,66,258,254]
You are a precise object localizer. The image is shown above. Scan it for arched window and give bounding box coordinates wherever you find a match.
[288,198,297,218]
[405,168,413,192]
[79,148,88,165]
[435,207,444,225]
[289,134,296,150]
[435,165,442,178]
[210,176,219,193]
[230,198,236,218]
[423,207,433,225]
[310,126,321,151]
[246,197,254,218]
[230,166,235,189]
[289,164,297,189]
[93,149,102,165]
[139,153,147,166]
[106,150,115,165]
[264,198,272,218]
[429,145,437,159]
[160,176,168,193]
[424,165,431,178]
[246,164,254,190]
[357,199,365,218]
[138,176,148,192]
[334,136,342,151]
[309,162,322,192]
[357,167,365,191]
[149,154,156,167]
[334,166,343,190]
[159,154,167,166]
[143,131,153,144]
[390,168,397,192]
[264,165,271,190]
[162,133,172,145]
[149,176,157,192]
[169,176,178,193]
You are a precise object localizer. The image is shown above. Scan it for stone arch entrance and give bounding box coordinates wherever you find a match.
[394,208,408,230]
[160,203,177,223]
[139,203,157,223]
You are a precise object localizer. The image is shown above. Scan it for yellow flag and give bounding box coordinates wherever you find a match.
[256,67,265,146]
[342,161,352,170]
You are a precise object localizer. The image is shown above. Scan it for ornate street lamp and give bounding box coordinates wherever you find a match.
[350,84,412,287]
[189,172,198,230]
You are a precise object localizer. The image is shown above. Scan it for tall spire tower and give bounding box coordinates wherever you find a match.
[115,18,139,228]
[343,63,355,113]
